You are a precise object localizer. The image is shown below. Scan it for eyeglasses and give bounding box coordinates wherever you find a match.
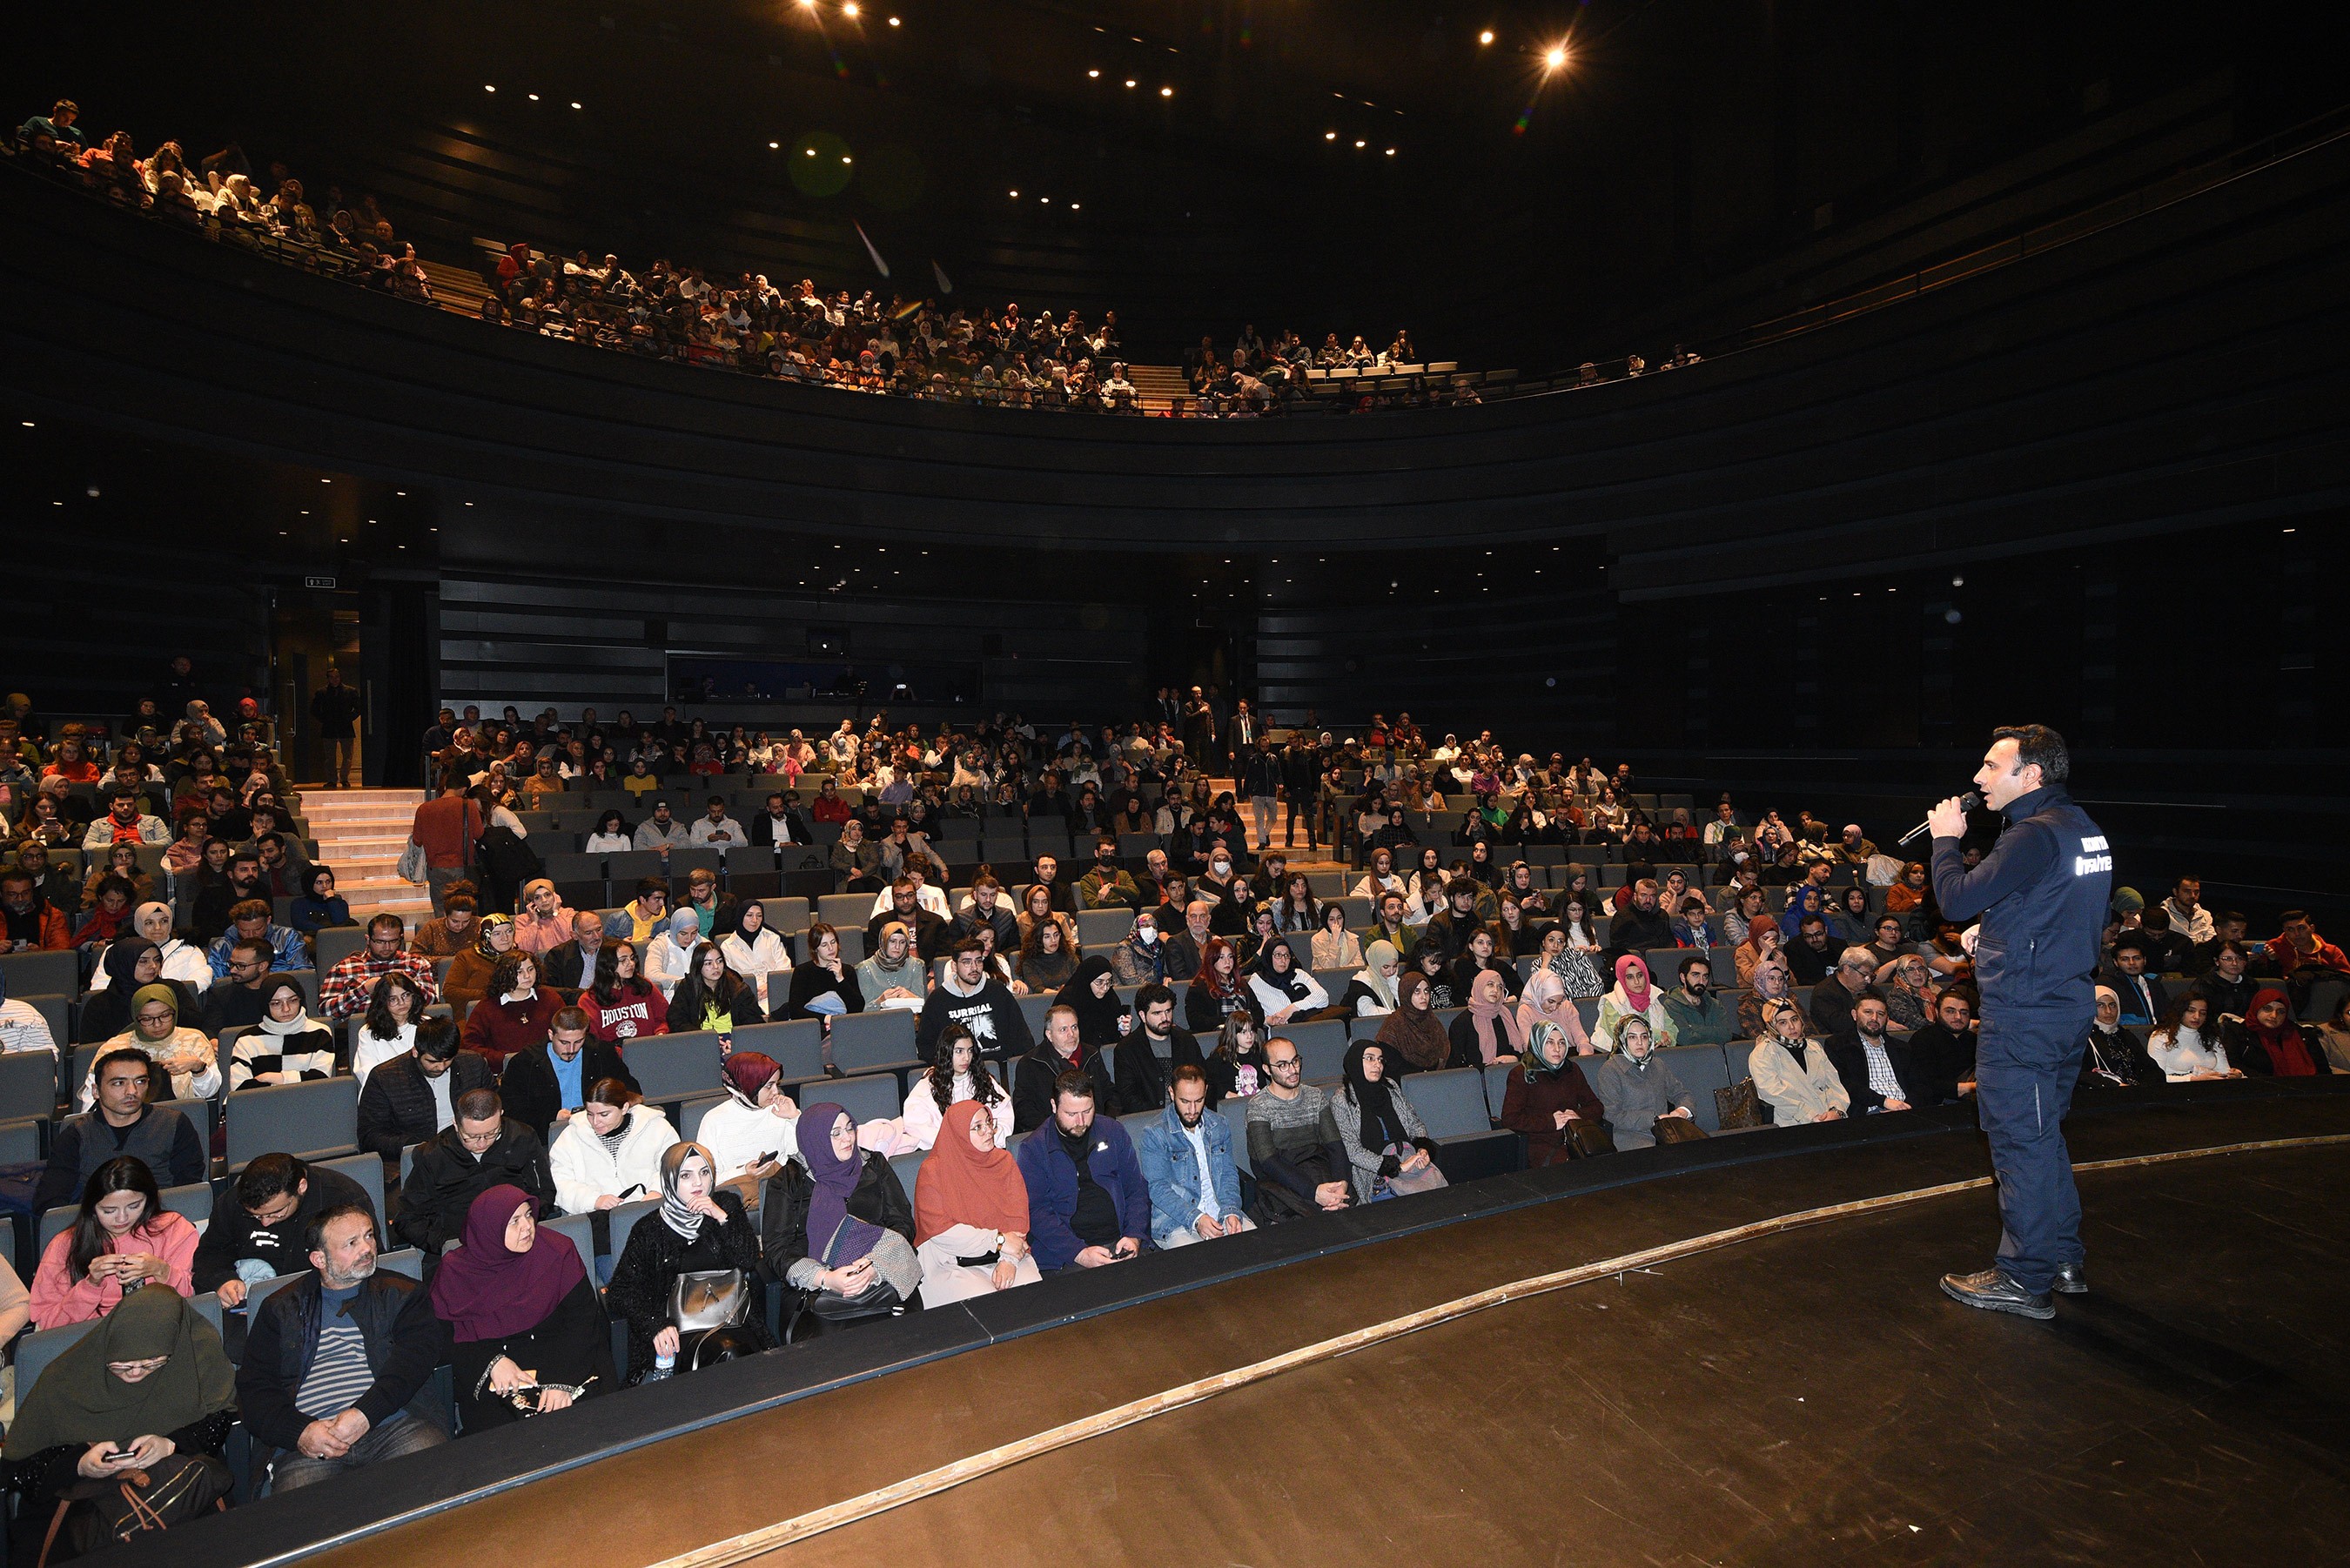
[135,1009,176,1025]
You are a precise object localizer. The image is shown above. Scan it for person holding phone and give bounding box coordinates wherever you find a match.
[30,1156,199,1329]
[3,1285,237,1529]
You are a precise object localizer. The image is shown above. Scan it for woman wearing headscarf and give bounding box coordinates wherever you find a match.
[1587,1017,1695,1149]
[912,1099,1040,1305]
[1450,968,1528,1067]
[1374,969,1462,1075]
[76,937,198,1046]
[2227,988,2322,1076]
[1329,1040,1443,1203]
[550,1078,676,1216]
[1779,883,1829,941]
[1735,920,1789,988]
[1499,1015,1608,1166]
[1736,960,1796,1041]
[1246,935,1333,1026]
[4,1285,236,1533]
[762,1103,920,1317]
[441,913,515,1010]
[31,1156,201,1328]
[604,1142,769,1381]
[230,975,337,1089]
[431,1183,616,1431]
[857,921,929,1010]
[1339,938,1401,1019]
[1515,968,1594,1056]
[1592,955,1678,1054]
[86,982,218,1108]
[90,903,210,996]
[695,1054,800,1198]
[1057,955,1132,1048]
[1749,1000,1850,1124]
[2078,985,2162,1089]
[1877,953,1940,1031]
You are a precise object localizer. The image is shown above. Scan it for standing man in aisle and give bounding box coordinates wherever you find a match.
[1927,724,2109,1320]
[311,667,364,788]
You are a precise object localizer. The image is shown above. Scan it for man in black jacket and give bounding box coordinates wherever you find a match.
[309,667,364,787]
[864,877,949,962]
[1807,948,1877,1047]
[393,1088,554,1259]
[539,915,607,991]
[1604,878,1676,957]
[1279,735,1322,848]
[1823,991,1924,1113]
[1904,990,1979,1106]
[950,875,1019,954]
[750,792,816,849]
[237,1204,450,1491]
[34,1049,207,1210]
[500,1006,639,1142]
[916,940,1034,1064]
[355,1018,496,1159]
[192,1152,377,1308]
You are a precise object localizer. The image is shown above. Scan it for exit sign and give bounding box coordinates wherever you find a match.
[304,575,337,589]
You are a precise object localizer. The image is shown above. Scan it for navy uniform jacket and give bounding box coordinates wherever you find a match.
[1930,784,2111,1014]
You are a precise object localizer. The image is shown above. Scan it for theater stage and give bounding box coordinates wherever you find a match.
[162,1089,2350,1568]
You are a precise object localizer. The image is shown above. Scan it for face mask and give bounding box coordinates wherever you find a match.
[1138,928,1158,945]
[1212,860,1231,874]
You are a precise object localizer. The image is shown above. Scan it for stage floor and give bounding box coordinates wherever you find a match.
[322,1097,2350,1568]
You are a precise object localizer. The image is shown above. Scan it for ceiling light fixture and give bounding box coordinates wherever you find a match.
[1009,188,1019,198]
[843,2,859,15]
[1544,44,1568,70]
[1386,147,1396,156]
[887,15,899,24]
[1325,130,1337,140]
[1479,29,1494,44]
[1354,139,1366,148]
[1159,85,1172,97]
[1124,78,1137,88]
[483,84,496,92]
[570,101,582,110]
[527,92,540,101]
[1069,202,1080,210]
[769,140,781,148]
[1087,68,1099,77]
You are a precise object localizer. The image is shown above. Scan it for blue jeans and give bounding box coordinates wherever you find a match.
[266,1410,449,1493]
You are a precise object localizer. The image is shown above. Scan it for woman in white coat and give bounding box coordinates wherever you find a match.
[550,1078,676,1214]
[719,899,792,1015]
[1747,1000,1850,1124]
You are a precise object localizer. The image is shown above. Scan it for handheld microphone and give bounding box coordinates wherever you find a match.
[1897,792,1980,848]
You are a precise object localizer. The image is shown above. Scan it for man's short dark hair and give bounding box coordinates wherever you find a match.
[92,1048,153,1088]
[1991,723,2070,785]
[366,912,405,938]
[232,936,272,965]
[1136,982,1175,1014]
[551,1005,591,1034]
[948,936,984,960]
[108,786,138,803]
[1853,986,1889,1009]
[454,1088,501,1123]
[235,1152,308,1210]
[1798,915,1826,931]
[1677,955,1709,980]
[415,1017,460,1061]
[2111,932,2156,961]
[635,875,668,898]
[1052,1069,1096,1106]
[304,1201,375,1256]
[2280,908,2309,925]
[256,832,285,852]
[230,898,271,924]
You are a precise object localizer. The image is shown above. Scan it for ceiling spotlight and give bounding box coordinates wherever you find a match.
[1009,188,1019,198]
[17,420,30,428]
[1039,195,1050,203]
[1543,44,1568,70]
[769,140,781,148]
[527,93,540,101]
[1354,139,1366,148]
[1385,147,1396,156]
[570,101,582,110]
[842,2,858,14]
[1479,29,1494,44]
[84,485,99,498]
[1087,68,1099,77]
[887,14,899,23]
[805,147,816,156]
[1325,130,1337,140]
[1124,78,1137,88]
[841,154,852,163]
[1069,202,1080,210]
[1159,85,1173,97]
[483,84,496,92]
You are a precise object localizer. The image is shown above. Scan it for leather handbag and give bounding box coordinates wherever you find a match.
[1714,1077,1767,1130]
[1564,1117,1616,1158]
[1651,1113,1709,1145]
[669,1269,750,1333]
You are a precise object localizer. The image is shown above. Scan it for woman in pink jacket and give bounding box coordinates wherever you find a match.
[30,1156,198,1329]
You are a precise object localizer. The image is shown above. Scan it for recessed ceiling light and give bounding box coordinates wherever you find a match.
[805,147,816,156]
[17,421,30,428]
[1544,44,1568,69]
[1479,29,1494,44]
[484,84,496,92]
[570,101,582,110]
[1087,68,1099,78]
[1124,78,1137,88]
[1385,147,1396,156]
[1354,139,1366,148]
[887,15,899,23]
[769,140,781,148]
[1009,188,1019,198]
[841,154,851,163]
[1069,202,1080,210]
[1160,85,1173,97]
[843,2,859,15]
[1039,195,1050,203]
[1325,131,1337,140]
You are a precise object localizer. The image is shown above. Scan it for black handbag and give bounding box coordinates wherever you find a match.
[1564,1117,1616,1158]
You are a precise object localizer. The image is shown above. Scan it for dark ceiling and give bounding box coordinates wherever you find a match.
[10,1,2347,364]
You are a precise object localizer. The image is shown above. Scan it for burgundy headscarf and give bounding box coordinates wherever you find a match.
[796,1102,884,1265]
[2245,988,2316,1076]
[427,1183,583,1343]
[722,1051,781,1104]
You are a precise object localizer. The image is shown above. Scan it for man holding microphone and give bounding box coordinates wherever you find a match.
[1926,724,2111,1320]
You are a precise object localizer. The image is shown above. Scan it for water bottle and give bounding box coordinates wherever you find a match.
[644,1352,675,1383]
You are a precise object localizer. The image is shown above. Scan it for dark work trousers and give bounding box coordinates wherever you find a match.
[1971,999,2093,1293]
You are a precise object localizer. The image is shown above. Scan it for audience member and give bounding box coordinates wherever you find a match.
[605,1142,771,1380]
[1905,990,1979,1105]
[1593,955,1677,1053]
[2146,994,2236,1082]
[762,1102,921,1318]
[1748,1002,1849,1124]
[1498,1019,1608,1166]
[192,1153,375,1310]
[458,949,562,1072]
[1244,1035,1351,1220]
[501,1005,639,1142]
[237,1204,451,1488]
[1016,1072,1149,1270]
[1587,1018,1696,1150]
[696,1053,799,1197]
[1332,1040,1444,1201]
[550,1078,675,1214]
[357,1018,495,1159]
[31,1156,200,1328]
[431,1184,616,1431]
[393,1089,554,1259]
[1138,1066,1256,1246]
[231,975,338,1089]
[36,1049,206,1211]
[911,1100,1040,1303]
[1823,990,1921,1113]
